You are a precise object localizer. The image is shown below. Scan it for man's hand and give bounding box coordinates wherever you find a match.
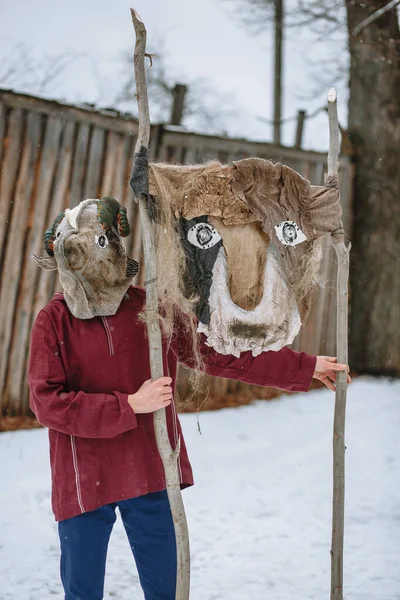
[313,356,351,392]
[128,377,173,414]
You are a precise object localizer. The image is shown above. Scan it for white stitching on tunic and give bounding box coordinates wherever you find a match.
[101,317,114,356]
[70,435,85,513]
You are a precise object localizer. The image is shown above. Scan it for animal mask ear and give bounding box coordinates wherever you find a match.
[126,257,139,279]
[97,196,130,238]
[44,212,65,256]
[32,254,58,271]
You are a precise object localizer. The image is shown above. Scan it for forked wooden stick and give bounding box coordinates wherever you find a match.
[130,9,190,600]
[327,87,351,600]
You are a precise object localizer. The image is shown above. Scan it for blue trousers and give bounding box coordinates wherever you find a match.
[58,490,177,600]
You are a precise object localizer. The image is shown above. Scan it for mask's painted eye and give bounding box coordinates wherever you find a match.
[95,234,109,248]
[187,223,221,249]
[274,221,307,246]
[56,231,62,239]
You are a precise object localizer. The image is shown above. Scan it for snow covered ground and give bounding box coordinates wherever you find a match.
[1,377,399,600]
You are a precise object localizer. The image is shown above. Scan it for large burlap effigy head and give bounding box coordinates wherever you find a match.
[147,157,342,357]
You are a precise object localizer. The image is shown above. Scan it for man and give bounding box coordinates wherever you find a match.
[29,197,349,600]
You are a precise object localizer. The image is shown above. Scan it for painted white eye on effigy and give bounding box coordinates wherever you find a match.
[187,223,221,249]
[95,234,109,248]
[274,221,307,247]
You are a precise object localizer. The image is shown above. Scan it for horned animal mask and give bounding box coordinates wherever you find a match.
[33,197,139,319]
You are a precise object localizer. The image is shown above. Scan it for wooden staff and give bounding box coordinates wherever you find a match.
[130,9,190,600]
[327,87,351,600]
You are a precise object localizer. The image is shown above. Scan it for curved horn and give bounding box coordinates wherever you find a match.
[116,206,130,237]
[44,212,65,256]
[97,196,130,237]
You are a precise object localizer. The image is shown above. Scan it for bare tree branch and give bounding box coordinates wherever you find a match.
[294,0,344,26]
[352,0,400,35]
[220,0,346,30]
[0,43,83,96]
[113,42,237,134]
[37,52,82,94]
[257,103,327,125]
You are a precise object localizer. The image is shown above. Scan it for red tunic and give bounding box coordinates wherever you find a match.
[28,286,316,521]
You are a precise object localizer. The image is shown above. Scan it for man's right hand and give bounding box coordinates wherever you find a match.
[128,377,173,414]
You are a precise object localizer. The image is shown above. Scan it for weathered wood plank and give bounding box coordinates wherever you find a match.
[302,160,311,181]
[0,112,42,412]
[122,183,136,257]
[113,134,133,202]
[148,124,163,161]
[100,131,122,196]
[326,252,338,357]
[182,146,197,164]
[84,126,106,199]
[120,133,139,266]
[315,160,325,185]
[48,120,77,299]
[339,162,354,233]
[130,201,143,280]
[31,119,69,334]
[13,115,63,415]
[0,90,139,136]
[50,120,76,225]
[70,122,90,206]
[160,129,328,164]
[309,245,335,357]
[0,108,24,275]
[307,238,334,355]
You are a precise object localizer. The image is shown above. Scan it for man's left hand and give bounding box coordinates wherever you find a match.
[313,356,351,392]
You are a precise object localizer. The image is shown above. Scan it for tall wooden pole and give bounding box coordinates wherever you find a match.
[327,87,351,600]
[130,10,190,600]
[273,0,283,145]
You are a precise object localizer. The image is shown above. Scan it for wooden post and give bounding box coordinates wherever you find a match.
[327,87,351,600]
[130,9,190,600]
[273,0,283,145]
[294,109,306,149]
[170,84,188,126]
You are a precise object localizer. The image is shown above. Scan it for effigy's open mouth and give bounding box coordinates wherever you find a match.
[197,243,301,357]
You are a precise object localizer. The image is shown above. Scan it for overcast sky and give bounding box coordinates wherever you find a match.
[0,0,349,151]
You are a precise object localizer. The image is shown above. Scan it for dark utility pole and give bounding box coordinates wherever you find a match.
[170,83,188,126]
[273,0,283,145]
[294,109,306,149]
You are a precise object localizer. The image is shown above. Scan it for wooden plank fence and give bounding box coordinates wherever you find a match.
[0,89,353,419]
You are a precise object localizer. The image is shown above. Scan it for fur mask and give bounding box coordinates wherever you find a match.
[33,197,139,319]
